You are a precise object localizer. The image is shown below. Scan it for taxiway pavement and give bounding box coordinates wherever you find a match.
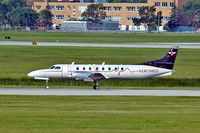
[0,41,200,48]
[0,88,199,96]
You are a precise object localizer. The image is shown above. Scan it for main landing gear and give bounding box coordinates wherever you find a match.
[45,80,49,89]
[93,80,100,90]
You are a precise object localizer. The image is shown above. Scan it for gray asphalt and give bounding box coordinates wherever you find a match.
[0,41,200,48]
[0,88,200,96]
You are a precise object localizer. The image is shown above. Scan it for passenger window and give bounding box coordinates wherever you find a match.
[102,67,104,71]
[108,67,111,71]
[76,67,79,70]
[89,67,92,70]
[83,67,85,70]
[96,67,98,71]
[115,67,118,70]
[121,67,124,71]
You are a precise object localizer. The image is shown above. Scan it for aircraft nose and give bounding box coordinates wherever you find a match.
[28,70,42,77]
[28,71,36,77]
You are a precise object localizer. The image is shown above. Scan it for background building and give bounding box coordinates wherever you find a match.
[61,20,119,31]
[31,0,188,30]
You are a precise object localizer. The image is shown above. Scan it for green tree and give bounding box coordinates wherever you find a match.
[0,0,38,29]
[38,9,53,28]
[156,11,162,26]
[182,0,200,12]
[3,0,26,11]
[165,0,200,31]
[182,0,200,28]
[132,6,158,32]
[0,2,7,26]
[81,3,106,23]
[24,9,38,27]
[7,7,38,27]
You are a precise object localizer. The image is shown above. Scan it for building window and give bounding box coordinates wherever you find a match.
[35,5,41,10]
[56,6,64,10]
[104,6,112,11]
[67,6,71,11]
[50,6,55,10]
[135,6,140,11]
[127,16,135,20]
[126,6,135,11]
[162,2,168,7]
[28,5,33,9]
[113,6,122,11]
[105,16,112,21]
[112,16,121,21]
[170,2,175,7]
[56,15,64,19]
[155,2,160,7]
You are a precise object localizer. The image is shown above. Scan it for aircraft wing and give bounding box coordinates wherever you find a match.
[72,72,108,81]
[88,73,107,80]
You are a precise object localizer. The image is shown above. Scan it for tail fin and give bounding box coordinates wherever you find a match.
[141,46,179,70]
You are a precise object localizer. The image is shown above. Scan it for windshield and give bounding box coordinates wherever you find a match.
[49,66,55,69]
[55,66,61,69]
[49,65,61,69]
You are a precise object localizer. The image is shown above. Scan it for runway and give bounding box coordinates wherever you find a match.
[0,41,200,48]
[0,88,200,96]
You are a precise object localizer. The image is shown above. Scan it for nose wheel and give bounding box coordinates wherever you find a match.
[45,80,49,89]
[93,80,100,90]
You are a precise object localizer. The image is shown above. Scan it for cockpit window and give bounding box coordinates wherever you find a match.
[55,66,61,69]
[50,66,55,69]
[50,66,61,69]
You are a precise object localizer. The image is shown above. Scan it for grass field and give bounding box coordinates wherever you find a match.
[0,96,200,133]
[0,31,200,43]
[0,46,199,87]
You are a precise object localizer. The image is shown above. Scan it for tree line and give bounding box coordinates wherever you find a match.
[165,0,200,31]
[0,0,53,30]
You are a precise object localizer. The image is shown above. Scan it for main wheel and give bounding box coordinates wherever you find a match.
[45,85,49,89]
[93,85,99,90]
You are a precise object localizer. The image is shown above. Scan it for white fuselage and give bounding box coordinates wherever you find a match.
[28,64,173,81]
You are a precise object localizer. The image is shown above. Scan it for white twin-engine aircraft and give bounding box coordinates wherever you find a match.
[28,46,179,89]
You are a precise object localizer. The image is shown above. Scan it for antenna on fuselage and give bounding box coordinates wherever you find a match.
[102,62,105,65]
[71,61,75,65]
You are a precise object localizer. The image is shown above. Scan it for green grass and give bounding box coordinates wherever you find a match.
[0,31,200,43]
[0,46,199,87]
[0,96,200,133]
[0,46,200,79]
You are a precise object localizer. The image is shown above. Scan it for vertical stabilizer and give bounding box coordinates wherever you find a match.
[141,46,179,70]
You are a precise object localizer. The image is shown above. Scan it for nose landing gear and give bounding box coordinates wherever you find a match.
[45,80,49,89]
